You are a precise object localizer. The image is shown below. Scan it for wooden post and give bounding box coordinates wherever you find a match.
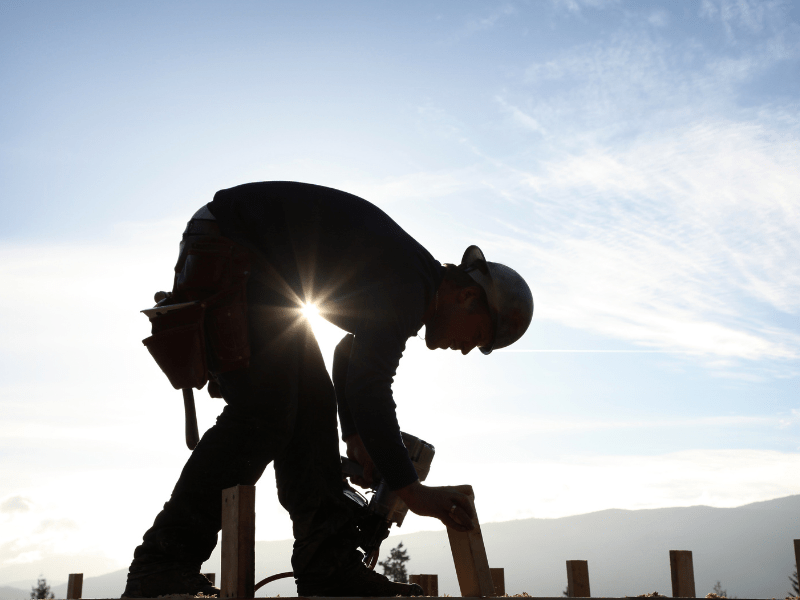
[490,568,505,596]
[66,574,83,600]
[794,540,800,592]
[566,560,590,597]
[410,574,439,596]
[446,485,495,597]
[203,573,216,586]
[669,550,696,598]
[221,485,256,599]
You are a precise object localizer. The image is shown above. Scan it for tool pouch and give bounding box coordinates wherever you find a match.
[143,302,208,390]
[142,231,252,389]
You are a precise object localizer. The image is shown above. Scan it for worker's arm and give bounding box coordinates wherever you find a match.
[396,480,475,532]
[344,322,419,492]
[332,333,357,439]
[333,334,378,487]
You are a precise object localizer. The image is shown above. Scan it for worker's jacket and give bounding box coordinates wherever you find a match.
[207,181,443,490]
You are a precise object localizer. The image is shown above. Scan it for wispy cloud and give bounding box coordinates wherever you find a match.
[438,412,779,436]
[401,16,800,373]
[700,0,793,43]
[418,448,800,523]
[501,119,800,362]
[0,496,31,514]
[495,96,546,135]
[550,0,621,15]
[442,4,517,45]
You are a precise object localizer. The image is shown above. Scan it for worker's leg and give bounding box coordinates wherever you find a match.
[272,324,362,583]
[271,319,423,597]
[124,291,305,596]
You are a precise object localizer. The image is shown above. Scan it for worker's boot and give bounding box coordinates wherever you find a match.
[121,563,219,598]
[296,561,424,597]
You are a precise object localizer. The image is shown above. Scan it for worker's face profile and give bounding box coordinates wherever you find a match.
[425,294,492,355]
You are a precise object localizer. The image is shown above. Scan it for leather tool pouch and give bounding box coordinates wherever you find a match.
[142,232,252,390]
[143,302,208,390]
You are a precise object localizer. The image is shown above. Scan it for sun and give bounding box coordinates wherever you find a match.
[301,303,320,319]
[298,302,347,372]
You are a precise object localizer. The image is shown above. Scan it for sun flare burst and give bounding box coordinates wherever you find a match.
[301,303,320,319]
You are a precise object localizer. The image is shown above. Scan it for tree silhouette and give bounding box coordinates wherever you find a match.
[30,577,54,600]
[378,542,410,583]
[712,581,727,597]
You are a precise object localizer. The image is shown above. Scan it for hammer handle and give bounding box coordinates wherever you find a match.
[183,388,200,450]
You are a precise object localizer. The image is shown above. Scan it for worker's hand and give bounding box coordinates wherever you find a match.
[344,433,375,489]
[395,481,475,533]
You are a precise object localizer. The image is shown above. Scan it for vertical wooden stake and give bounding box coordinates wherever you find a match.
[670,550,696,598]
[446,485,495,597]
[794,540,800,592]
[490,568,505,596]
[203,573,216,586]
[410,574,439,596]
[66,574,83,600]
[566,560,590,597]
[221,485,255,599]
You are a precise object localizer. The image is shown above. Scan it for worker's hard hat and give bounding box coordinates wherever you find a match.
[460,245,533,355]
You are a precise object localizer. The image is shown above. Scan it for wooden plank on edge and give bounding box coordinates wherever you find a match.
[410,574,439,596]
[221,484,256,599]
[446,485,496,597]
[66,574,83,600]
[566,560,590,597]
[670,550,696,598]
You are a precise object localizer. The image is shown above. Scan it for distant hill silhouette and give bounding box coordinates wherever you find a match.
[0,587,27,600]
[2,495,797,599]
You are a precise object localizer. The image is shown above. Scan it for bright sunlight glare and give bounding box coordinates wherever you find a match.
[301,303,347,372]
[301,302,320,319]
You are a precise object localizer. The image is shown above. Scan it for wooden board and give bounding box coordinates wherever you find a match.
[47,596,776,600]
[794,539,800,589]
[566,561,590,597]
[66,574,83,600]
[410,574,439,596]
[221,485,256,599]
[446,485,495,597]
[489,568,505,596]
[669,550,696,598]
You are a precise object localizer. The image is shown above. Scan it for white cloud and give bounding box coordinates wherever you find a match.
[0,497,32,514]
[449,4,517,42]
[551,0,620,15]
[495,96,546,135]
[357,113,800,368]
[500,118,800,363]
[403,448,800,526]
[406,19,800,372]
[699,0,791,42]
[648,10,669,28]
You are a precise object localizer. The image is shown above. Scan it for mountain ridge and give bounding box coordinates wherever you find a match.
[2,495,797,599]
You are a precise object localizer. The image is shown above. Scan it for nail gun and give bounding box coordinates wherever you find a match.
[340,431,435,568]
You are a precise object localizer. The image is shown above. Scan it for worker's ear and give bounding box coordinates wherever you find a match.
[456,285,482,305]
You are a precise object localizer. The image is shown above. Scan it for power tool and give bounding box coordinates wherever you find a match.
[341,431,435,568]
[253,431,435,592]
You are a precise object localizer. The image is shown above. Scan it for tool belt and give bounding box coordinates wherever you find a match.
[142,220,252,391]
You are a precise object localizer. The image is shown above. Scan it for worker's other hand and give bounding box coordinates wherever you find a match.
[344,433,375,489]
[395,481,475,533]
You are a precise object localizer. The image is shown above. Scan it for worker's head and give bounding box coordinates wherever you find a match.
[425,246,533,355]
[424,264,493,355]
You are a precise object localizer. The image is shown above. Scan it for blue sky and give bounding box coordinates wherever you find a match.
[1,0,799,587]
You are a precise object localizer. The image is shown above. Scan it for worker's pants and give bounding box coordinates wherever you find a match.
[130,264,362,582]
